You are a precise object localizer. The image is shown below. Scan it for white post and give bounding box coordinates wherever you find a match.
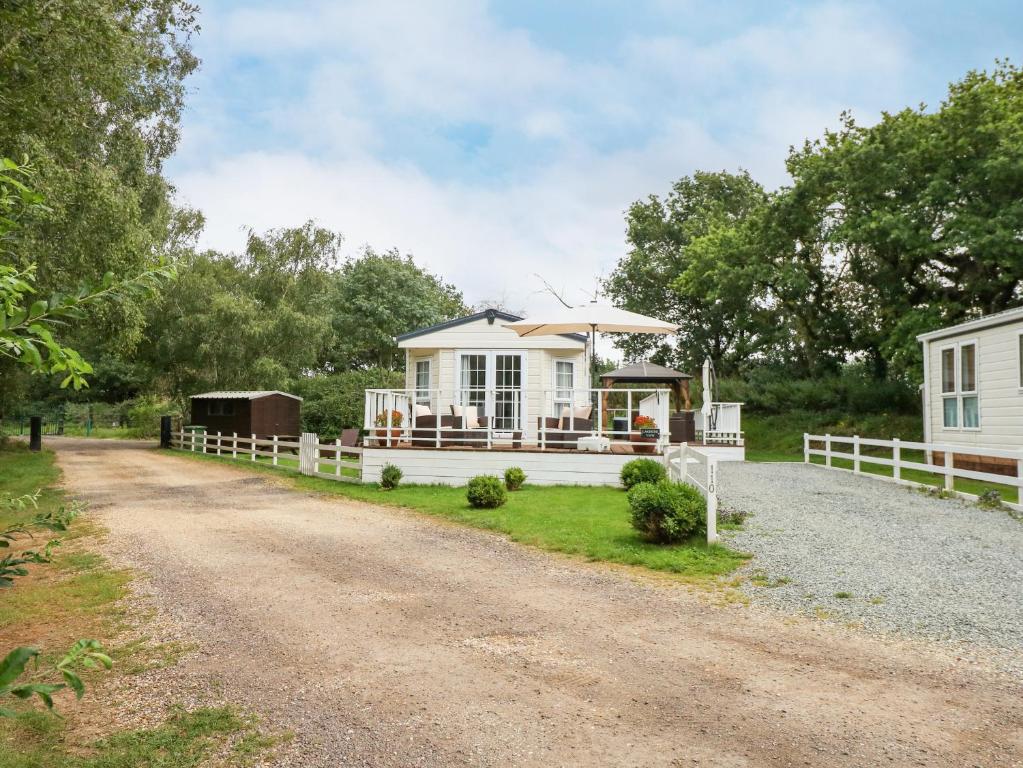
[892,438,901,481]
[191,429,196,453]
[853,435,861,474]
[679,442,688,484]
[944,448,954,492]
[335,438,342,477]
[272,435,279,466]
[201,429,207,454]
[803,433,809,463]
[1016,454,1023,506]
[824,433,831,468]
[706,458,718,545]
[216,431,222,456]
[251,433,257,462]
[232,432,237,459]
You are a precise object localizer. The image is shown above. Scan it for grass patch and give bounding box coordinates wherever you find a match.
[0,706,258,768]
[167,448,750,579]
[743,411,922,463]
[834,591,853,599]
[0,443,276,766]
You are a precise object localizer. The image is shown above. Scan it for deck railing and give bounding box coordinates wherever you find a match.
[695,402,744,444]
[364,387,677,450]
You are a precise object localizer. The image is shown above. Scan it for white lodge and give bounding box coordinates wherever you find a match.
[359,309,744,485]
[919,306,1023,455]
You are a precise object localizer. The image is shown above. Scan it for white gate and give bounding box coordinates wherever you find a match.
[664,443,719,544]
[299,432,318,475]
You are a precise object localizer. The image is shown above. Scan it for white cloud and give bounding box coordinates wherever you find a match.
[173,0,915,331]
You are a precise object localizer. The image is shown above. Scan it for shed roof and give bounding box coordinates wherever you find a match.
[396,309,588,344]
[600,361,692,382]
[190,391,303,401]
[916,305,1023,343]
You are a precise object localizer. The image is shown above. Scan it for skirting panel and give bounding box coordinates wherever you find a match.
[362,448,647,486]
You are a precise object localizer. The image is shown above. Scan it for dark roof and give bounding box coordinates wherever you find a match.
[396,309,588,343]
[600,361,692,382]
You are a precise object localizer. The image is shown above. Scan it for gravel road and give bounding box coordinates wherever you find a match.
[722,462,1023,654]
[52,439,1023,767]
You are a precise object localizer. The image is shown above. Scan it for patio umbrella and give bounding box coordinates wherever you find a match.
[504,302,679,387]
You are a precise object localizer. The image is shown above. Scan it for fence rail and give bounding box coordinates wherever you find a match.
[169,429,363,484]
[804,433,1023,510]
[663,443,719,543]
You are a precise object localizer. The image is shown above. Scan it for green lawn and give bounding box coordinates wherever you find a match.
[0,443,275,766]
[168,449,749,579]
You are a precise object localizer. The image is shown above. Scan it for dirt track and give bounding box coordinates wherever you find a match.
[54,439,1023,767]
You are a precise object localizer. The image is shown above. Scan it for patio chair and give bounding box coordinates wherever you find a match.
[409,414,456,446]
[537,415,594,450]
[340,428,361,447]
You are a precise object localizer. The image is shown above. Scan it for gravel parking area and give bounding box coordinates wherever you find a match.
[721,462,1023,653]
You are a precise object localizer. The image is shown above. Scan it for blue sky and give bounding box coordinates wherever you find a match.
[169,0,1023,314]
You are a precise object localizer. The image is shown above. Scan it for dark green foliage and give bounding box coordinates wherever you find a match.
[466,476,506,509]
[380,464,402,490]
[295,369,405,435]
[504,467,526,491]
[716,364,919,416]
[627,481,705,543]
[619,458,667,490]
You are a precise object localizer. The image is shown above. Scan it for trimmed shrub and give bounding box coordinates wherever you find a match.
[504,466,526,491]
[627,480,705,543]
[466,475,506,508]
[620,458,666,490]
[380,463,403,489]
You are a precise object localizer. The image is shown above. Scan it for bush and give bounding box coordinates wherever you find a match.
[504,466,526,491]
[627,480,705,543]
[620,458,666,490]
[466,475,506,508]
[380,463,402,489]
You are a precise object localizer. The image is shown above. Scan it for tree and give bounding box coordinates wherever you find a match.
[604,171,770,374]
[328,249,469,370]
[0,0,201,354]
[787,62,1023,377]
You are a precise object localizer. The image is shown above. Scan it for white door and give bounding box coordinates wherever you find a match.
[458,351,526,430]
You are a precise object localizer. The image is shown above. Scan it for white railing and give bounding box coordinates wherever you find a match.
[364,387,673,451]
[168,429,363,483]
[804,433,1023,511]
[664,443,719,543]
[695,402,744,445]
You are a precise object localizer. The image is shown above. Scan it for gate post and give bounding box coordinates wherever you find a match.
[299,432,318,476]
[29,416,42,452]
[160,416,172,448]
[706,458,718,545]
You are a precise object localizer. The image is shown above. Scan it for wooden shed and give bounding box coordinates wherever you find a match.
[189,391,302,438]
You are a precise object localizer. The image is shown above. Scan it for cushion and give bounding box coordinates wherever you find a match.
[450,404,463,418]
[464,405,480,429]
[558,405,571,430]
[573,404,592,420]
[414,404,432,418]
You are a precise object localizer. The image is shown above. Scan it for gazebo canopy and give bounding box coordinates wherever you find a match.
[600,361,693,411]
[600,361,692,383]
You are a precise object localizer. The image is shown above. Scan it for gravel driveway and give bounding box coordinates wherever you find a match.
[51,440,1023,767]
[721,462,1023,654]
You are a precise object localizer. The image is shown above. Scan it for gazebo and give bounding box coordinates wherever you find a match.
[599,361,695,443]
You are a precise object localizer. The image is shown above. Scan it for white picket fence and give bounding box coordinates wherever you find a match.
[663,443,720,544]
[804,433,1023,511]
[169,429,362,483]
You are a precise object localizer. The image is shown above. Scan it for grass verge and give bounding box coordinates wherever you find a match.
[0,442,276,766]
[166,448,750,579]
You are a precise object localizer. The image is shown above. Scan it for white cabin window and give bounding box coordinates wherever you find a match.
[939,342,979,430]
[414,359,431,406]
[553,359,575,413]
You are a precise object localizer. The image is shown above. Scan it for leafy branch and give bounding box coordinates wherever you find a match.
[0,641,113,717]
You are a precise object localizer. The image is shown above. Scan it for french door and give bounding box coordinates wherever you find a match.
[458,352,525,430]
